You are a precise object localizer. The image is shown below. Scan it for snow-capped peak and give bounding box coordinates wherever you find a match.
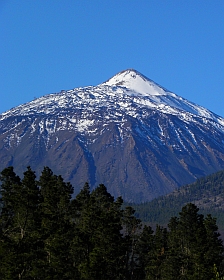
[0,69,224,129]
[102,69,169,96]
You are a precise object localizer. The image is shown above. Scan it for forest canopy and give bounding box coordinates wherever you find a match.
[0,166,224,280]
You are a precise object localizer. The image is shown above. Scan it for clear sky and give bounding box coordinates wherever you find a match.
[0,0,224,117]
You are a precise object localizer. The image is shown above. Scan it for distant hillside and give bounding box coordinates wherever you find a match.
[130,170,224,230]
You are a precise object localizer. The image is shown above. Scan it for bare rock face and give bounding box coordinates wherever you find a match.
[0,69,224,202]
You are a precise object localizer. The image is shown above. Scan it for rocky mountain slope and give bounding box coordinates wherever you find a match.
[0,69,224,202]
[130,169,224,232]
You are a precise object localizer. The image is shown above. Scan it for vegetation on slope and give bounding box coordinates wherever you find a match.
[130,170,224,230]
[0,166,224,279]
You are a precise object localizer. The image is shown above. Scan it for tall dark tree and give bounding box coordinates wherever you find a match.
[203,214,224,276]
[1,166,224,280]
[72,184,126,280]
[0,166,41,279]
[135,225,154,280]
[16,166,42,279]
[0,167,21,279]
[145,225,168,280]
[164,203,224,280]
[177,203,212,279]
[38,166,74,279]
[121,206,142,279]
[160,216,182,280]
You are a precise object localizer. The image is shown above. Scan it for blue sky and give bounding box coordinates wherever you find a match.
[0,0,224,117]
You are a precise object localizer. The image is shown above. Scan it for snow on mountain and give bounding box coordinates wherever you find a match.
[0,68,223,155]
[104,69,224,125]
[103,69,168,96]
[1,69,223,128]
[0,69,224,202]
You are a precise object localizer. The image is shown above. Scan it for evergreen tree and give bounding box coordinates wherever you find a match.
[177,203,212,279]
[72,184,126,280]
[38,166,75,279]
[145,225,168,280]
[0,166,42,279]
[0,167,21,279]
[164,203,224,280]
[203,214,224,277]
[1,166,224,280]
[16,166,42,279]
[121,206,142,279]
[135,225,154,280]
[161,216,182,280]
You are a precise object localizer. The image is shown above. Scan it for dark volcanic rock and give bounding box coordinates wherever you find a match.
[0,69,224,202]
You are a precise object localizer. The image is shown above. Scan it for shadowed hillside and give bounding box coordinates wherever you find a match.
[129,170,224,232]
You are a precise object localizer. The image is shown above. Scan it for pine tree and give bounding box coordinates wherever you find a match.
[0,166,20,279]
[1,167,224,280]
[72,184,126,280]
[16,166,42,279]
[135,225,154,280]
[145,225,168,280]
[203,214,224,278]
[163,203,224,280]
[0,166,42,279]
[178,203,210,279]
[121,206,142,279]
[161,216,182,280]
[38,166,75,279]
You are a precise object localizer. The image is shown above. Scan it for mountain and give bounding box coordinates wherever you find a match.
[130,169,224,232]
[0,69,224,202]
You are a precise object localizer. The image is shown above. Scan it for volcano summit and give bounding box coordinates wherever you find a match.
[0,69,224,202]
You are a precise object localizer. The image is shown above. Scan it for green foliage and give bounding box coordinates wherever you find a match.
[129,169,224,231]
[162,203,224,280]
[38,166,75,279]
[0,166,42,279]
[213,264,224,280]
[0,166,224,279]
[72,183,126,279]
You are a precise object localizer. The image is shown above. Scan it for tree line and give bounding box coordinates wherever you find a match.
[0,166,224,279]
[129,170,224,230]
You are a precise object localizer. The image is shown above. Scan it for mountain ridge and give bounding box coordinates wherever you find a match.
[130,169,224,232]
[1,69,223,126]
[0,69,224,202]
